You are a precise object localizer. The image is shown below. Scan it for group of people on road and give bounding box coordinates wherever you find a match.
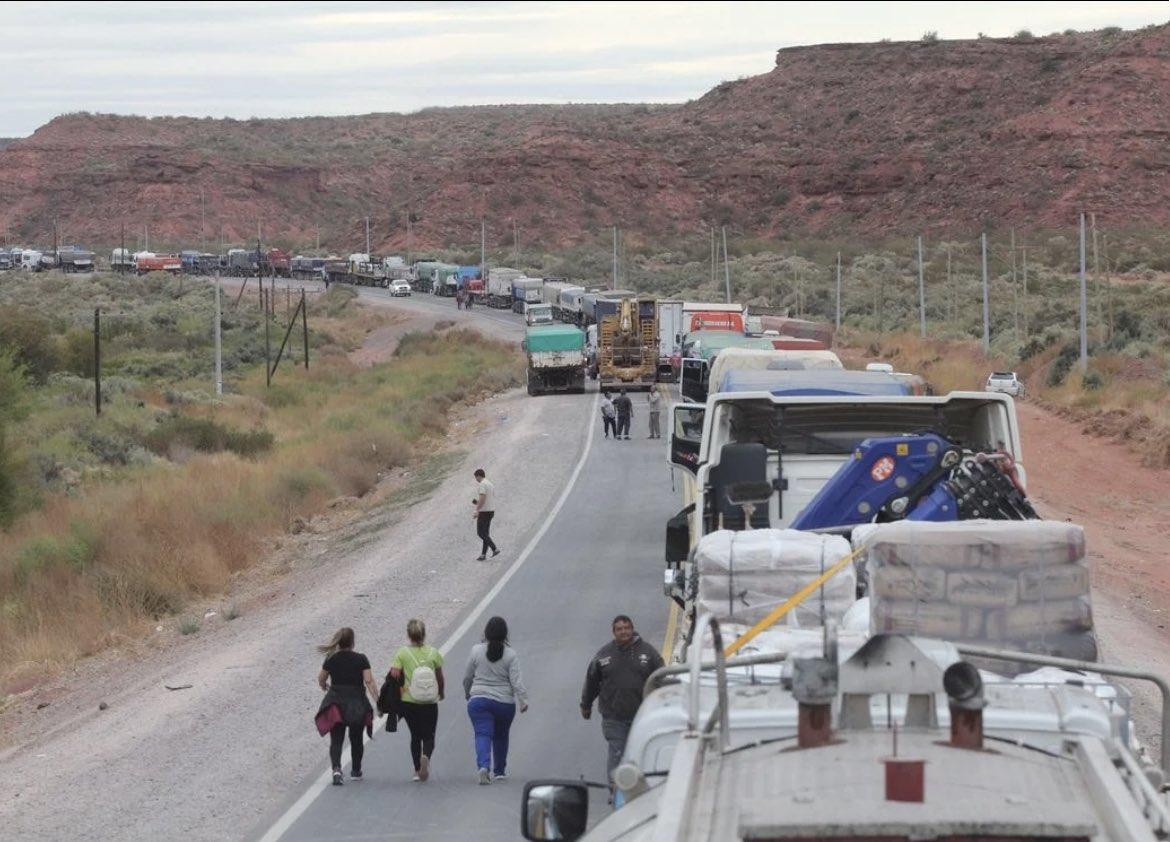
[455,288,474,310]
[314,614,662,791]
[600,388,662,440]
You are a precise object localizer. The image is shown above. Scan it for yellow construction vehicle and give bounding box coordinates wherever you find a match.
[598,296,659,390]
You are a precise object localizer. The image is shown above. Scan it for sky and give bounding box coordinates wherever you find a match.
[1,1,1166,137]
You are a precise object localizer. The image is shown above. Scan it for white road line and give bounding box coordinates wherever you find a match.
[258,391,600,842]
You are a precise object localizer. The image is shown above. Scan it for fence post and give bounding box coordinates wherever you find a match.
[94,307,101,416]
[301,289,309,369]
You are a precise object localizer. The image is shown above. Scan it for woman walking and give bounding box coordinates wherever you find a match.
[390,618,445,782]
[463,616,528,785]
[315,627,379,786]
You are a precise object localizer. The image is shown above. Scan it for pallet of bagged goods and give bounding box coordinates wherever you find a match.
[694,529,856,628]
[852,520,1095,667]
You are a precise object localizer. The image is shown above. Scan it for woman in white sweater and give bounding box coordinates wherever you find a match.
[463,616,528,784]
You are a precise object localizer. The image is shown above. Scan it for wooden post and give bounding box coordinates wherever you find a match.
[301,289,309,369]
[94,307,102,416]
[264,287,271,387]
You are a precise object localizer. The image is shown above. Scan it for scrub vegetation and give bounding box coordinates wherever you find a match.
[0,273,520,686]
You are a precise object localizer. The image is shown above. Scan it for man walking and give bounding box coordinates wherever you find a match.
[647,388,662,439]
[613,389,633,440]
[472,468,500,561]
[599,391,616,440]
[580,615,664,785]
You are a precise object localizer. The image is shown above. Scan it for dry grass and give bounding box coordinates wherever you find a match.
[0,328,521,685]
[840,330,1170,467]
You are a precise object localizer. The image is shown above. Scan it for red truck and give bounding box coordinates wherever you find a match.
[266,248,291,278]
[135,253,182,274]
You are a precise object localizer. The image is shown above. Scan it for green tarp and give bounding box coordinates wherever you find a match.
[526,324,585,353]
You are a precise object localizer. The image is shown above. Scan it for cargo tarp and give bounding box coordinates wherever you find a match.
[526,325,584,354]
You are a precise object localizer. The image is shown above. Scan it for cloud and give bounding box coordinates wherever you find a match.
[0,1,1166,136]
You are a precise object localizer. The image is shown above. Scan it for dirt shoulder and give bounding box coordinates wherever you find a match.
[1015,400,1170,755]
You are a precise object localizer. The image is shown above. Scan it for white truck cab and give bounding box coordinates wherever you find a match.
[526,303,554,325]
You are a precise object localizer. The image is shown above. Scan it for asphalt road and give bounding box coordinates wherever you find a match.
[255,288,678,841]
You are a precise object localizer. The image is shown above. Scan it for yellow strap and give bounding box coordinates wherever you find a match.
[723,545,865,657]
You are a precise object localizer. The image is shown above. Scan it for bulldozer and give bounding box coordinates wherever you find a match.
[598,296,658,390]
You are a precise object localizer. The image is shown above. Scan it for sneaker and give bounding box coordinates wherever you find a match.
[493,772,508,781]
[332,770,343,786]
[476,554,487,561]
[350,770,363,780]
[478,768,491,785]
[491,548,501,558]
[412,774,421,782]
[419,755,430,782]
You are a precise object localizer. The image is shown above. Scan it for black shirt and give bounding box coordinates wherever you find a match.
[323,649,371,688]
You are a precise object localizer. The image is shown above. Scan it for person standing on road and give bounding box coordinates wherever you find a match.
[600,391,617,440]
[456,288,464,309]
[463,616,529,785]
[580,615,664,784]
[613,389,633,440]
[647,388,662,439]
[315,627,379,786]
[472,468,501,561]
[389,619,445,782]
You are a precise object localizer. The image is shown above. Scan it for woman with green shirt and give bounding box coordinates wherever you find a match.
[389,618,445,781]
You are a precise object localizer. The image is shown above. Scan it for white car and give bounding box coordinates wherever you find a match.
[388,279,412,297]
[986,370,1024,396]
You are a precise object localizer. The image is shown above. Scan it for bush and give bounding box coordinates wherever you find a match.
[144,414,274,459]
[1047,344,1080,387]
[0,307,59,382]
[1014,29,1034,40]
[1081,370,1104,390]
[921,31,939,42]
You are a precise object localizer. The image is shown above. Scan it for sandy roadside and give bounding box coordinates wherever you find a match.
[1015,400,1170,757]
[0,296,585,840]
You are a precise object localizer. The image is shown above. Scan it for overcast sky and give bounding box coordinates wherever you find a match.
[1,1,1166,137]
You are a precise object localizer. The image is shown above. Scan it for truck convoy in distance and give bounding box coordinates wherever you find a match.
[522,324,587,395]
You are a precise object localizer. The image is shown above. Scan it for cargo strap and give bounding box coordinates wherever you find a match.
[723,544,864,657]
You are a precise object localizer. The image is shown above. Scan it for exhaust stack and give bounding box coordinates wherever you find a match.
[943,661,985,750]
[792,656,837,749]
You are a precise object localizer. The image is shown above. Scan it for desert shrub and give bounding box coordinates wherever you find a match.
[57,327,96,377]
[1081,370,1104,390]
[1014,29,1034,40]
[0,307,59,382]
[314,285,358,318]
[921,31,939,42]
[144,414,274,459]
[1047,344,1080,387]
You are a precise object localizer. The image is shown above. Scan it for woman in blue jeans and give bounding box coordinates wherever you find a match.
[463,616,528,784]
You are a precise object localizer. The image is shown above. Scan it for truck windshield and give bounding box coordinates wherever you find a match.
[724,399,1003,455]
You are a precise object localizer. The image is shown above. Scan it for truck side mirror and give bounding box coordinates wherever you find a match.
[665,503,694,565]
[520,339,528,352]
[522,781,589,841]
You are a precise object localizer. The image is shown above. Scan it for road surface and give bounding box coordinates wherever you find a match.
[252,288,679,840]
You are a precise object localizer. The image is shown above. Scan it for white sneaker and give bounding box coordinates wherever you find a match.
[493,772,508,781]
[411,774,421,782]
[419,755,430,782]
[478,768,491,785]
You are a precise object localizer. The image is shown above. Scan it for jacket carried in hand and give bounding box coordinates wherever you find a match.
[580,635,664,722]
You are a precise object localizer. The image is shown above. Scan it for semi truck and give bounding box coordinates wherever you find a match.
[484,267,524,308]
[682,301,745,333]
[57,247,95,273]
[656,299,683,382]
[135,253,182,274]
[522,324,587,395]
[511,277,544,313]
[597,297,659,390]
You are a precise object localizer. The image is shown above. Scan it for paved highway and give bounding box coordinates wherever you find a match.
[253,286,679,841]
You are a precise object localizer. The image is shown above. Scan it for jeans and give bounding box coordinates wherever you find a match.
[602,416,616,438]
[329,723,364,773]
[477,511,498,555]
[400,701,438,771]
[467,696,517,774]
[616,415,631,438]
[601,717,633,781]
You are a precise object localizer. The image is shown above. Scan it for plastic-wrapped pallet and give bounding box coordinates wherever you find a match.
[853,520,1095,669]
[695,529,856,628]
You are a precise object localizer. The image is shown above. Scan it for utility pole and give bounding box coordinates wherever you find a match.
[480,217,486,282]
[144,225,149,252]
[946,245,953,322]
[94,308,101,416]
[406,217,412,266]
[512,218,519,267]
[315,226,320,252]
[1010,228,1018,338]
[1021,245,1028,339]
[980,232,990,354]
[710,227,716,287]
[1079,212,1088,370]
[917,235,926,338]
[835,251,842,331]
[365,216,371,255]
[200,187,207,253]
[214,272,222,396]
[612,225,618,289]
[120,223,125,274]
[721,226,731,304]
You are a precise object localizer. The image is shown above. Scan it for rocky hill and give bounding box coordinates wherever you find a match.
[0,25,1167,252]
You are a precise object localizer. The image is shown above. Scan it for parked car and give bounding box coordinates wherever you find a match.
[388,279,412,297]
[986,370,1024,396]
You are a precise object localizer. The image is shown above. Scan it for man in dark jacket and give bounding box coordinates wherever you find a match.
[580,615,665,782]
[612,389,633,440]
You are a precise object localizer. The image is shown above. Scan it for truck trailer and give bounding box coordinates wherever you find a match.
[510,278,544,313]
[598,297,659,390]
[522,324,587,396]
